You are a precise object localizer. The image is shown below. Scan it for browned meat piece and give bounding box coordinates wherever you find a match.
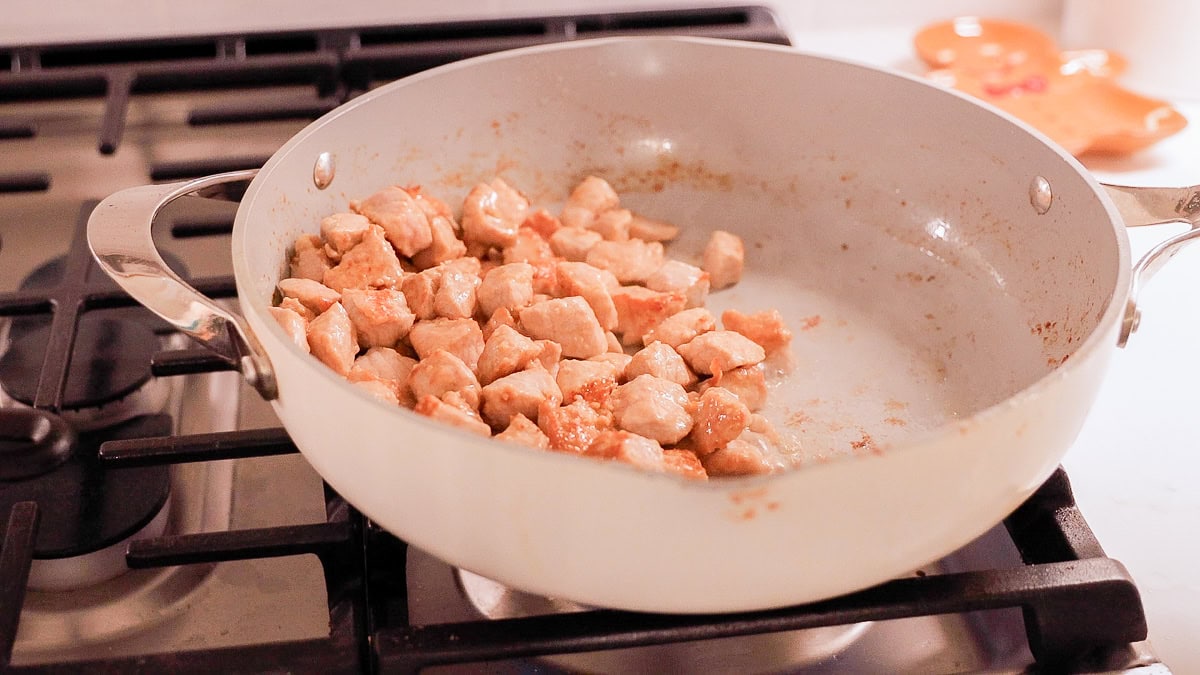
[560,176,620,230]
[340,288,415,348]
[588,352,633,381]
[548,227,603,262]
[690,387,752,456]
[585,239,664,284]
[642,307,716,349]
[400,268,442,321]
[433,257,481,320]
[556,359,619,405]
[269,306,310,353]
[480,367,562,428]
[352,185,433,257]
[413,394,491,437]
[537,399,611,454]
[278,296,316,322]
[408,318,485,371]
[481,307,516,341]
[477,324,542,385]
[278,277,340,315]
[605,331,622,353]
[702,439,772,477]
[609,286,687,347]
[626,341,696,388]
[306,302,358,376]
[610,374,693,445]
[521,208,563,240]
[628,214,679,242]
[589,208,631,241]
[462,178,529,250]
[662,449,708,480]
[477,262,535,318]
[494,413,551,449]
[583,430,664,472]
[290,234,333,282]
[502,227,558,295]
[320,212,372,256]
[407,350,482,408]
[721,309,793,355]
[699,363,767,411]
[555,261,619,331]
[532,340,563,379]
[323,225,405,292]
[677,330,766,376]
[352,379,400,405]
[645,260,710,309]
[348,347,417,406]
[403,185,455,220]
[518,297,608,359]
[412,215,467,269]
[702,230,744,290]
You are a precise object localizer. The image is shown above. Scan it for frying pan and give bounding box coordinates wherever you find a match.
[87,37,1200,613]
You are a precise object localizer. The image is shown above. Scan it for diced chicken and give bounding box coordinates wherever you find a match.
[532,340,563,378]
[548,227,603,262]
[521,208,563,240]
[481,307,516,341]
[278,278,340,315]
[348,347,417,405]
[560,176,620,230]
[353,185,433,257]
[403,185,455,221]
[609,286,687,347]
[677,330,766,376]
[480,368,562,429]
[583,430,664,471]
[413,394,491,437]
[269,306,310,353]
[699,363,768,411]
[662,449,708,480]
[400,268,442,321]
[518,297,608,359]
[690,387,752,456]
[702,230,744,290]
[642,307,716,349]
[628,214,680,242]
[556,359,619,405]
[341,288,415,348]
[555,261,619,331]
[408,318,485,371]
[433,257,481,320]
[407,349,481,408]
[412,216,467,269]
[290,234,333,282]
[538,398,611,454]
[502,227,558,295]
[306,302,358,376]
[320,212,372,256]
[278,296,316,322]
[610,374,693,445]
[461,178,529,249]
[702,439,773,477]
[588,352,632,381]
[626,341,696,388]
[585,239,664,284]
[589,208,631,241]
[477,262,535,318]
[477,324,542,385]
[605,331,622,353]
[322,225,405,292]
[721,309,793,355]
[645,260,710,309]
[494,413,551,449]
[353,379,400,405]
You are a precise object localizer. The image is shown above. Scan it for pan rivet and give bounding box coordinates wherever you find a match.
[313,152,335,190]
[1029,175,1053,214]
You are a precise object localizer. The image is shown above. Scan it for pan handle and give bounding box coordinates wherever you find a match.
[1103,183,1200,347]
[87,170,278,400]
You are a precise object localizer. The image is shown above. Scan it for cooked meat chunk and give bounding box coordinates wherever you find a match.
[588,352,633,380]
[521,208,563,239]
[610,374,693,445]
[320,212,372,256]
[477,324,542,385]
[413,394,491,437]
[412,215,467,269]
[494,413,551,449]
[609,286,687,347]
[404,185,455,220]
[702,230,744,290]
[662,449,708,480]
[555,261,619,331]
[583,430,664,472]
[278,277,340,315]
[352,185,433,257]
[628,214,679,242]
[548,227,603,262]
[408,318,485,371]
[306,302,358,376]
[585,239,664,284]
[518,297,608,359]
[538,399,611,454]
[352,379,400,405]
[290,234,333,282]
[502,227,558,295]
[477,262,535,318]
[532,340,563,378]
[401,268,442,321]
[699,363,768,411]
[560,176,620,230]
[677,330,766,376]
[462,178,529,249]
[481,307,517,341]
[407,350,481,408]
[481,368,562,428]
[702,439,773,477]
[349,347,416,405]
[721,308,793,355]
[269,306,310,353]
[341,288,415,348]
[323,225,405,292]
[642,307,716,349]
[690,386,752,456]
[645,260,710,309]
[278,296,316,322]
[589,208,632,241]
[433,257,481,320]
[605,331,622,353]
[626,341,696,387]
[556,359,619,405]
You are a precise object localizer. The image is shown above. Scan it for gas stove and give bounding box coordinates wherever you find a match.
[0,6,1172,673]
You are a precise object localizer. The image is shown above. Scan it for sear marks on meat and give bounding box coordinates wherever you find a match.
[721,308,793,355]
[662,448,708,480]
[538,398,612,455]
[556,358,619,405]
[690,386,752,456]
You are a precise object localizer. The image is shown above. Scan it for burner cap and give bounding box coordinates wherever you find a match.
[0,408,75,480]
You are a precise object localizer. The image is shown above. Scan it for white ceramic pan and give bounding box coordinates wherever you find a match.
[87,37,1200,613]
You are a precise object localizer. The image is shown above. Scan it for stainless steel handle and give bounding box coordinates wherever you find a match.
[1104,183,1200,347]
[86,170,278,399]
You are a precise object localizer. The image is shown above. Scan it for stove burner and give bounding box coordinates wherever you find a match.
[0,409,75,481]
